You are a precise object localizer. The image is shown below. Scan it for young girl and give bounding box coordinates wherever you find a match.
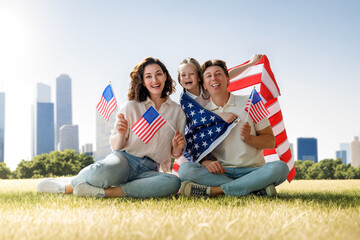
[38,57,186,198]
[178,54,263,108]
[172,55,263,175]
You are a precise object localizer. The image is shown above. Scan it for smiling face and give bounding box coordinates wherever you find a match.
[178,63,201,95]
[142,63,167,99]
[202,65,230,96]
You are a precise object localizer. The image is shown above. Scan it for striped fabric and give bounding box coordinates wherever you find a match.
[131,106,167,144]
[96,84,117,121]
[228,55,295,182]
[245,88,270,123]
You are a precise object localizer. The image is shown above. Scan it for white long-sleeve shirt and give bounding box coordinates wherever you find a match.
[111,97,186,172]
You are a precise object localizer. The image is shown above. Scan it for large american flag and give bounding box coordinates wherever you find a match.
[180,92,237,163]
[228,55,296,182]
[96,84,117,121]
[131,106,167,144]
[245,88,270,123]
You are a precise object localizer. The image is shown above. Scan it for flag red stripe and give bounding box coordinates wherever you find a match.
[268,110,283,127]
[142,117,166,143]
[228,56,295,182]
[172,161,180,172]
[275,130,288,146]
[132,118,146,133]
[140,116,164,140]
[280,148,292,163]
[144,120,166,144]
[97,85,117,122]
[228,74,262,92]
[287,167,296,182]
[263,148,277,156]
[136,121,150,138]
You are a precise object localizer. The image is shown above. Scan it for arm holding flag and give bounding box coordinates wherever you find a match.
[228,54,263,79]
[110,113,129,150]
[240,122,275,150]
[171,130,186,158]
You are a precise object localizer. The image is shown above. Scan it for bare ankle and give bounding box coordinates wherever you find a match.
[65,184,73,194]
[210,186,224,197]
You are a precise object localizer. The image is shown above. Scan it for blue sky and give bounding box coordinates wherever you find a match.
[0,0,359,170]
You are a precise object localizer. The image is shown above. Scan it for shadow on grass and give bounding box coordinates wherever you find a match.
[277,192,360,208]
[1,191,359,209]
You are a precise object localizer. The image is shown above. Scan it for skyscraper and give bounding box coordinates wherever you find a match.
[81,143,93,156]
[55,74,72,148]
[340,143,351,165]
[0,92,5,163]
[58,125,79,152]
[351,136,360,168]
[336,150,347,165]
[95,110,116,161]
[32,83,55,157]
[297,137,318,163]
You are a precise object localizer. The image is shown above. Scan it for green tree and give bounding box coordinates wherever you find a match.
[334,164,347,179]
[296,160,315,179]
[354,167,360,179]
[14,150,94,178]
[346,167,356,179]
[294,160,305,179]
[307,163,321,179]
[316,159,343,179]
[0,162,12,179]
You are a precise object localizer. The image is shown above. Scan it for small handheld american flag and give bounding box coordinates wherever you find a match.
[131,106,167,144]
[96,84,117,121]
[245,88,269,123]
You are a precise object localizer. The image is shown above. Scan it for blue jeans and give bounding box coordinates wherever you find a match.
[71,151,181,198]
[178,161,289,197]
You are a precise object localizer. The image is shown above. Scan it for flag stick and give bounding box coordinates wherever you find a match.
[109,81,119,111]
[166,121,176,132]
[245,87,256,122]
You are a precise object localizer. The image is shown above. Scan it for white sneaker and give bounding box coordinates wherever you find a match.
[73,182,105,197]
[264,184,278,197]
[37,178,66,193]
[179,181,210,197]
[251,184,278,197]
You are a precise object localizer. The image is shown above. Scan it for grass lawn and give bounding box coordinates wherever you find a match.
[0,179,359,240]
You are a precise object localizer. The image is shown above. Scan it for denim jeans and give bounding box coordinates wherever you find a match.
[178,161,289,197]
[71,151,181,198]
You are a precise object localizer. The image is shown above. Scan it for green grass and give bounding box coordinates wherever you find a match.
[0,179,360,240]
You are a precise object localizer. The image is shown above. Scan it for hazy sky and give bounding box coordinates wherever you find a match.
[0,0,359,170]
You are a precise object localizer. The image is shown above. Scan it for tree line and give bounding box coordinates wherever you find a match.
[0,150,93,179]
[294,159,360,179]
[1,154,360,180]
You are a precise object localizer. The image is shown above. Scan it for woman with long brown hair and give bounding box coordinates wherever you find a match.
[38,57,186,198]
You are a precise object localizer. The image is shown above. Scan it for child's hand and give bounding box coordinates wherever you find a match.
[249,54,263,64]
[217,112,238,123]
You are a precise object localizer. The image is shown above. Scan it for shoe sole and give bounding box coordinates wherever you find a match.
[179,181,192,196]
[265,184,277,197]
[37,179,64,193]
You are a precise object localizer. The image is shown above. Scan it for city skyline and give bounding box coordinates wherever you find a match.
[31,83,54,157]
[0,0,359,170]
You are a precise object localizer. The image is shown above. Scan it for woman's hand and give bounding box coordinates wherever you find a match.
[171,130,185,157]
[116,113,128,136]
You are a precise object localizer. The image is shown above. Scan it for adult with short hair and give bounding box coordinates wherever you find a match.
[178,59,289,197]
